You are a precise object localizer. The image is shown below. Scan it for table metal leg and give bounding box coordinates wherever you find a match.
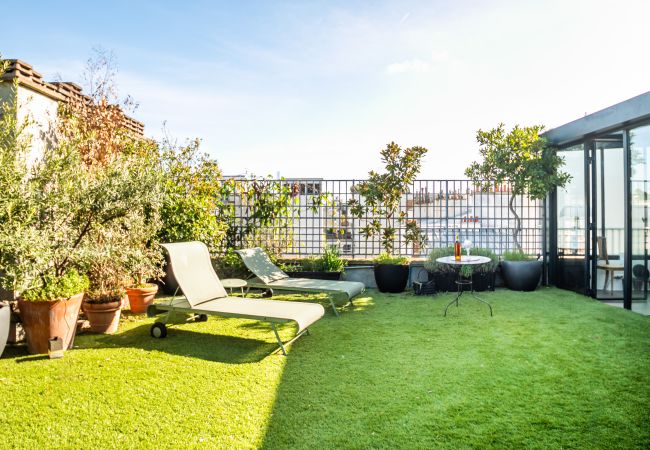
[443,270,493,317]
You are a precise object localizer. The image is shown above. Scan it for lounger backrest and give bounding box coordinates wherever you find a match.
[161,241,228,307]
[235,247,289,284]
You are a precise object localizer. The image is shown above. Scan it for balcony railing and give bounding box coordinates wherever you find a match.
[221,179,544,258]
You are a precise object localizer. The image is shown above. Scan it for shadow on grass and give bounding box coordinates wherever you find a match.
[97,324,280,364]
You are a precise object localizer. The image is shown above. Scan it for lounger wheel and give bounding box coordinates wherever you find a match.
[150,322,167,338]
[263,289,274,298]
[195,314,208,322]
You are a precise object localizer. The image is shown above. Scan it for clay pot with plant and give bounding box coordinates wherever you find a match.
[0,63,163,352]
[349,142,429,293]
[125,241,164,314]
[465,124,570,291]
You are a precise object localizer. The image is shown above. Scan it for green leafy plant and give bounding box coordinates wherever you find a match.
[465,123,571,252]
[0,57,163,301]
[503,250,537,262]
[22,270,89,302]
[373,252,409,266]
[319,245,347,272]
[158,138,228,255]
[349,142,428,256]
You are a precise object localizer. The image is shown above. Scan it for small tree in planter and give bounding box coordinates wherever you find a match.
[349,142,428,293]
[465,123,570,291]
[0,57,163,352]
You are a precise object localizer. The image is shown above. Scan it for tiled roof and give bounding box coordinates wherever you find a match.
[1,59,144,137]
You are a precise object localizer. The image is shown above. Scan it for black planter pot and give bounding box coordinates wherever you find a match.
[428,271,457,292]
[286,271,342,281]
[501,260,542,291]
[374,264,409,293]
[472,271,496,292]
[428,271,495,293]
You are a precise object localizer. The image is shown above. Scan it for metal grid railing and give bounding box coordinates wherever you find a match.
[221,179,543,258]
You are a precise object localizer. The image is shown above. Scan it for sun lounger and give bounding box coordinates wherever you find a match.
[147,242,324,355]
[235,247,365,316]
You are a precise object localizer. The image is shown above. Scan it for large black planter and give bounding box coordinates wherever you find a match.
[501,260,542,291]
[428,271,456,292]
[428,271,495,292]
[374,264,409,293]
[286,271,342,280]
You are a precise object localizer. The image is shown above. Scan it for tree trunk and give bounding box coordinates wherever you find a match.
[509,193,522,253]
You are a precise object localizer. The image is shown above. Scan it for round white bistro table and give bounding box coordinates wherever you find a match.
[436,255,493,317]
[221,278,248,297]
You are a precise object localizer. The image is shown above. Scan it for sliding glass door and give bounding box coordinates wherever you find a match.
[555,144,587,293]
[629,125,650,314]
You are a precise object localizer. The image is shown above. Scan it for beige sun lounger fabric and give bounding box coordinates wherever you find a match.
[235,248,365,315]
[159,242,324,347]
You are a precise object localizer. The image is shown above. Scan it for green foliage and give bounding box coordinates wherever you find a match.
[424,246,497,277]
[0,78,163,300]
[351,142,428,255]
[373,252,409,265]
[282,245,347,273]
[503,250,537,261]
[158,139,228,255]
[465,123,571,251]
[214,247,248,279]
[22,270,89,301]
[319,245,347,272]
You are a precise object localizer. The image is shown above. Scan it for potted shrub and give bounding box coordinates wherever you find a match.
[424,246,462,292]
[0,69,162,352]
[125,241,164,314]
[18,271,89,354]
[81,233,130,334]
[465,124,570,291]
[350,142,429,292]
[373,253,410,293]
[501,251,542,291]
[285,245,347,280]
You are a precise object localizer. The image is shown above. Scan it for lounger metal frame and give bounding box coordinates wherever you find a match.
[244,278,354,317]
[147,291,311,355]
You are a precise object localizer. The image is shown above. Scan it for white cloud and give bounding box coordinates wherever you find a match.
[386,59,430,74]
[431,50,449,63]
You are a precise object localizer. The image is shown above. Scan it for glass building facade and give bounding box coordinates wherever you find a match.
[545,91,650,314]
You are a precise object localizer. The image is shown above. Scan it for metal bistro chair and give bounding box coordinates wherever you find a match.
[597,236,624,294]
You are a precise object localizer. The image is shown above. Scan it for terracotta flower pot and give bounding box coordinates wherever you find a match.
[18,292,84,355]
[82,300,122,334]
[126,284,158,314]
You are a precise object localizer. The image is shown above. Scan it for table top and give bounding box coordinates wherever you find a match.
[221,278,248,288]
[436,256,492,266]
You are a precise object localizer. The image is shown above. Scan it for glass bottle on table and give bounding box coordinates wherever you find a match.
[454,232,461,261]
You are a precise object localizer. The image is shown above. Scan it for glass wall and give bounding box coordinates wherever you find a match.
[594,135,625,299]
[629,124,650,314]
[556,144,586,293]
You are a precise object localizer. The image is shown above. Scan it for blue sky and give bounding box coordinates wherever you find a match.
[5,0,650,178]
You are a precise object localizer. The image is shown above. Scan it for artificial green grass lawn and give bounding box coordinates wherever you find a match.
[1,288,649,449]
